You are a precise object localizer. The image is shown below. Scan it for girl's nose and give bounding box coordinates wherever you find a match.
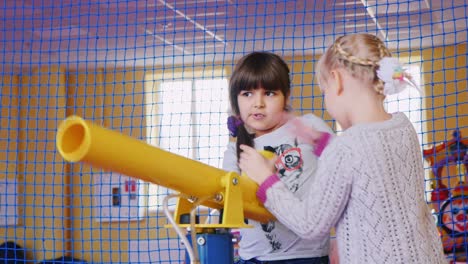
[254,95,265,108]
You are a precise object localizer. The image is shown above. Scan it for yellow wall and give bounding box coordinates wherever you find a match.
[0,43,466,262]
[422,44,468,143]
[1,66,68,261]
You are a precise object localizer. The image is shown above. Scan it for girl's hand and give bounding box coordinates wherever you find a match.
[290,118,323,145]
[238,144,277,184]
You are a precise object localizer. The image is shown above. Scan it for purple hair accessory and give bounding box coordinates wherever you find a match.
[227,116,243,137]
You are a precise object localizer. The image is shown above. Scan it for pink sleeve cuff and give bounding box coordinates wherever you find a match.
[313,132,332,156]
[257,174,281,204]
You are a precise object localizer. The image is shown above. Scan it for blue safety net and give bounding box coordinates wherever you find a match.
[0,0,467,263]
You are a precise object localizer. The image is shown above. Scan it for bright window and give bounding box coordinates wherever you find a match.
[145,75,230,210]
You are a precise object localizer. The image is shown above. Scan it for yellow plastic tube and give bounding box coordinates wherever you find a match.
[56,115,274,223]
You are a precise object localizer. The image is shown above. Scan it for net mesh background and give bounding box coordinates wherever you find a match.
[0,0,467,263]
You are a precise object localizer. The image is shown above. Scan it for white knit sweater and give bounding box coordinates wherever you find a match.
[260,113,447,264]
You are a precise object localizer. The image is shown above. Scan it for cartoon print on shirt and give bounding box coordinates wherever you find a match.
[265,138,304,193]
[260,221,282,251]
[261,139,304,252]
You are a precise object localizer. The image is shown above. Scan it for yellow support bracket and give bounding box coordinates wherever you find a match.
[172,171,251,229]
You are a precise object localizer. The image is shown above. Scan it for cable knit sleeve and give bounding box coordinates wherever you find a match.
[262,138,354,242]
[300,114,335,156]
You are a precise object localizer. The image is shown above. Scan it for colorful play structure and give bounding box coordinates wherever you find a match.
[56,115,275,264]
[424,130,468,262]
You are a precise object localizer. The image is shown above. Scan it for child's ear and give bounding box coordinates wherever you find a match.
[330,70,344,96]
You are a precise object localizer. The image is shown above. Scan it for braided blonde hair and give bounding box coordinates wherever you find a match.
[317,34,391,95]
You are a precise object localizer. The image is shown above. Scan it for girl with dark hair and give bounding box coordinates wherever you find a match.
[224,51,333,264]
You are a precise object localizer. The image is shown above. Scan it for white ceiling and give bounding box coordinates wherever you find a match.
[1,0,467,70]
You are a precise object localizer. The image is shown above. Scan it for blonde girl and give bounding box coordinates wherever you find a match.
[238,34,446,264]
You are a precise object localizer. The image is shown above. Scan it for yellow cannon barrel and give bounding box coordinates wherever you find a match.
[56,115,274,223]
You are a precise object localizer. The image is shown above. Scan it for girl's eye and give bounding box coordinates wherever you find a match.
[240,91,252,97]
[266,91,276,96]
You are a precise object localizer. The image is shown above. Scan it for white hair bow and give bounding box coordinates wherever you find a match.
[377,57,421,95]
